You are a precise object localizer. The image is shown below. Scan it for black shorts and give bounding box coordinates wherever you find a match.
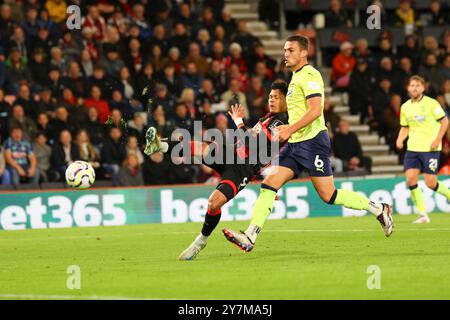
[216,164,255,201]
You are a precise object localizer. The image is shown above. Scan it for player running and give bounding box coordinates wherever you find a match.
[396,75,450,224]
[146,82,289,260]
[222,35,394,252]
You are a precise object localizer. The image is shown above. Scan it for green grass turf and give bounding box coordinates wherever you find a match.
[1,213,450,300]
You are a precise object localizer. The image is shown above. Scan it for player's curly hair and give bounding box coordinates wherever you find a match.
[271,80,288,96]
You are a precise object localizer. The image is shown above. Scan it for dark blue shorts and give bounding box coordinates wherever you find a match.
[275,130,333,178]
[404,151,440,174]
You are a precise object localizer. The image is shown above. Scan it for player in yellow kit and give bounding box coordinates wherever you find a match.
[222,35,394,252]
[396,75,450,224]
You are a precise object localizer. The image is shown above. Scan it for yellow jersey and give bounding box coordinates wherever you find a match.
[286,64,327,143]
[400,95,446,152]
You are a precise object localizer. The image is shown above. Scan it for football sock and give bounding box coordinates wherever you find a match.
[201,208,221,237]
[409,184,426,215]
[330,189,382,216]
[246,184,277,243]
[434,182,450,200]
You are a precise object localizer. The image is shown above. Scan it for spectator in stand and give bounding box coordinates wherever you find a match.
[197,101,216,130]
[219,7,237,39]
[419,53,441,96]
[374,37,396,68]
[198,6,216,36]
[135,62,155,100]
[85,85,110,124]
[349,58,373,123]
[148,44,167,75]
[160,63,184,98]
[226,42,247,74]
[4,47,31,94]
[47,66,64,99]
[50,105,76,141]
[422,36,442,63]
[180,88,198,119]
[176,2,198,35]
[130,3,151,40]
[64,61,89,98]
[127,112,147,146]
[324,98,341,138]
[376,57,402,94]
[37,88,56,116]
[51,129,80,182]
[4,127,39,185]
[229,63,249,92]
[152,83,178,117]
[32,132,52,182]
[274,59,292,83]
[45,0,67,24]
[197,28,212,57]
[232,20,258,54]
[148,105,176,139]
[370,78,392,137]
[246,76,268,125]
[397,57,413,99]
[8,104,37,142]
[109,90,134,121]
[325,0,352,28]
[116,66,136,101]
[83,107,105,148]
[331,41,356,90]
[15,84,41,120]
[29,48,49,89]
[147,24,169,55]
[170,22,191,57]
[101,126,127,183]
[249,42,276,76]
[82,4,107,42]
[36,112,54,145]
[142,151,172,185]
[102,45,125,78]
[171,102,194,133]
[206,60,228,95]
[429,0,447,26]
[79,48,94,78]
[333,119,372,174]
[9,25,27,58]
[383,94,402,152]
[183,42,209,77]
[397,35,421,72]
[392,0,417,29]
[253,61,272,88]
[49,46,66,74]
[89,65,113,101]
[117,153,144,186]
[75,129,100,171]
[196,78,221,107]
[353,38,375,69]
[103,25,127,58]
[182,62,203,95]
[0,142,11,185]
[166,46,183,75]
[59,30,83,64]
[213,25,230,55]
[221,79,249,119]
[126,135,144,165]
[23,6,39,40]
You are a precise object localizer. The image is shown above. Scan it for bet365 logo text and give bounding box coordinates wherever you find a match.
[366,4,381,30]
[66,5,81,30]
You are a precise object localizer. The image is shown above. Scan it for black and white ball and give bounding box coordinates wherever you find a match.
[65,161,96,189]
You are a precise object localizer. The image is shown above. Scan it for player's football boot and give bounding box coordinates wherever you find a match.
[376,203,394,237]
[222,228,254,252]
[412,215,431,224]
[178,235,207,261]
[144,127,169,156]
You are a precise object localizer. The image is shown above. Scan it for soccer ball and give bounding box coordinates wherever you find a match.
[65,161,96,189]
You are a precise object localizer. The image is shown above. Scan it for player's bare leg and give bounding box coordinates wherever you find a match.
[311,175,394,237]
[223,166,295,251]
[179,189,228,260]
[405,169,430,223]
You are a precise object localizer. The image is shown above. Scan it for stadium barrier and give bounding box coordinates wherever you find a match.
[0,176,449,230]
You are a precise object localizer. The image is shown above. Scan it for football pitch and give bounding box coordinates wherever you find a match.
[1,214,450,300]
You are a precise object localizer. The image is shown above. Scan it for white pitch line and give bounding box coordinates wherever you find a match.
[0,293,163,300]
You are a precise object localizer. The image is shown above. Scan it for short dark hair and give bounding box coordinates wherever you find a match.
[271,81,288,96]
[286,35,309,51]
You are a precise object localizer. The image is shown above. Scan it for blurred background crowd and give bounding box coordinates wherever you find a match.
[0,0,449,189]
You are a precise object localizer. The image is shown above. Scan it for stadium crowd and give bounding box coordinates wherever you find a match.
[0,0,449,188]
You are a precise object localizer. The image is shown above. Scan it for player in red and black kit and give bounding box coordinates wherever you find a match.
[179,81,289,260]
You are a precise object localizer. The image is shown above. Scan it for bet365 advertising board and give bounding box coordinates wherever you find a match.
[0,176,449,230]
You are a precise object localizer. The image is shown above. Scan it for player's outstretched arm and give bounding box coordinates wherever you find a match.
[396,127,409,150]
[431,117,449,150]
